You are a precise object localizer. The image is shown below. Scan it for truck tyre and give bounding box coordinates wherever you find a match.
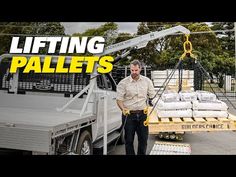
[76,130,93,155]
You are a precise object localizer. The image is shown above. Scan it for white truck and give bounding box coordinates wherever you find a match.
[0,25,190,155]
[0,57,124,155]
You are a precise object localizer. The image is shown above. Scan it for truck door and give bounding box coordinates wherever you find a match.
[104,74,122,130]
[96,74,122,138]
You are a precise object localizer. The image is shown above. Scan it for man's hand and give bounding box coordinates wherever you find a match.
[117,100,129,116]
[122,108,130,116]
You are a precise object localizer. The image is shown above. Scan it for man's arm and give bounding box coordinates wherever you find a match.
[116,80,129,115]
[116,99,125,111]
[116,100,129,115]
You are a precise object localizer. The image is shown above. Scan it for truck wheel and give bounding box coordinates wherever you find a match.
[76,130,93,155]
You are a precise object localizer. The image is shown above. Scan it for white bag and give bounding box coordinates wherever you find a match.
[157,109,192,118]
[196,90,217,102]
[161,90,179,102]
[193,110,228,118]
[192,100,228,111]
[156,99,192,110]
[179,91,197,101]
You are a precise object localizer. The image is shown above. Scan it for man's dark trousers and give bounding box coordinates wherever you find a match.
[122,112,148,155]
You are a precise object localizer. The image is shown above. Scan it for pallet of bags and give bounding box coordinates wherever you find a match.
[193,91,228,118]
[155,90,192,118]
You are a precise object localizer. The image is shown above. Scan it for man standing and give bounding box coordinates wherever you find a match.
[116,60,156,155]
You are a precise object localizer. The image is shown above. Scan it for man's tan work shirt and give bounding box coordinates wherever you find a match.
[116,75,156,110]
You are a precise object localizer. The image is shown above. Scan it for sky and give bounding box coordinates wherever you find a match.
[61,22,140,35]
[61,22,213,36]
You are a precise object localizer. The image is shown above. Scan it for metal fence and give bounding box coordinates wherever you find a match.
[0,60,90,97]
[150,67,236,101]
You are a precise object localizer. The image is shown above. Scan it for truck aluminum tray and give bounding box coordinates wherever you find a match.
[0,107,95,153]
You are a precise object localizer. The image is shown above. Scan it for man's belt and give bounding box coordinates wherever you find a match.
[129,110,144,114]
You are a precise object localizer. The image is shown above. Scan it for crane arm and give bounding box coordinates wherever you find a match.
[102,25,190,55]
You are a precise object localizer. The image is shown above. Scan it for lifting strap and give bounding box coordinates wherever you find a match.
[144,34,196,126]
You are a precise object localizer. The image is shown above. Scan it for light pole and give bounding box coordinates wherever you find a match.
[235,22,236,99]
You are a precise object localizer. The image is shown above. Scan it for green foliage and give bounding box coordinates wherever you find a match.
[72,22,234,79]
[211,22,235,57]
[212,53,235,76]
[72,22,118,56]
[132,22,235,81]
[0,22,65,55]
[113,32,134,66]
[73,22,118,46]
[132,22,172,66]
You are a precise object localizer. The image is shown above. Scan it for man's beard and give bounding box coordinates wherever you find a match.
[131,73,139,79]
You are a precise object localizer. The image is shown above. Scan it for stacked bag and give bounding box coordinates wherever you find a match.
[155,90,192,118]
[192,91,228,118]
[154,90,228,118]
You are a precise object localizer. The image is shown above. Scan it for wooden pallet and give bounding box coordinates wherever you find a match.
[148,109,236,133]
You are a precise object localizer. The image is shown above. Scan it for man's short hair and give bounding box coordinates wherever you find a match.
[130,59,142,68]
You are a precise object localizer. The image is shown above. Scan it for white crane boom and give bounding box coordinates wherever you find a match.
[102,25,190,55]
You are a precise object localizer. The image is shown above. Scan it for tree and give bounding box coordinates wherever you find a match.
[72,22,118,56]
[113,32,134,66]
[0,22,65,55]
[212,52,235,88]
[73,22,118,46]
[209,22,235,87]
[132,22,222,71]
[211,22,235,57]
[132,22,172,66]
